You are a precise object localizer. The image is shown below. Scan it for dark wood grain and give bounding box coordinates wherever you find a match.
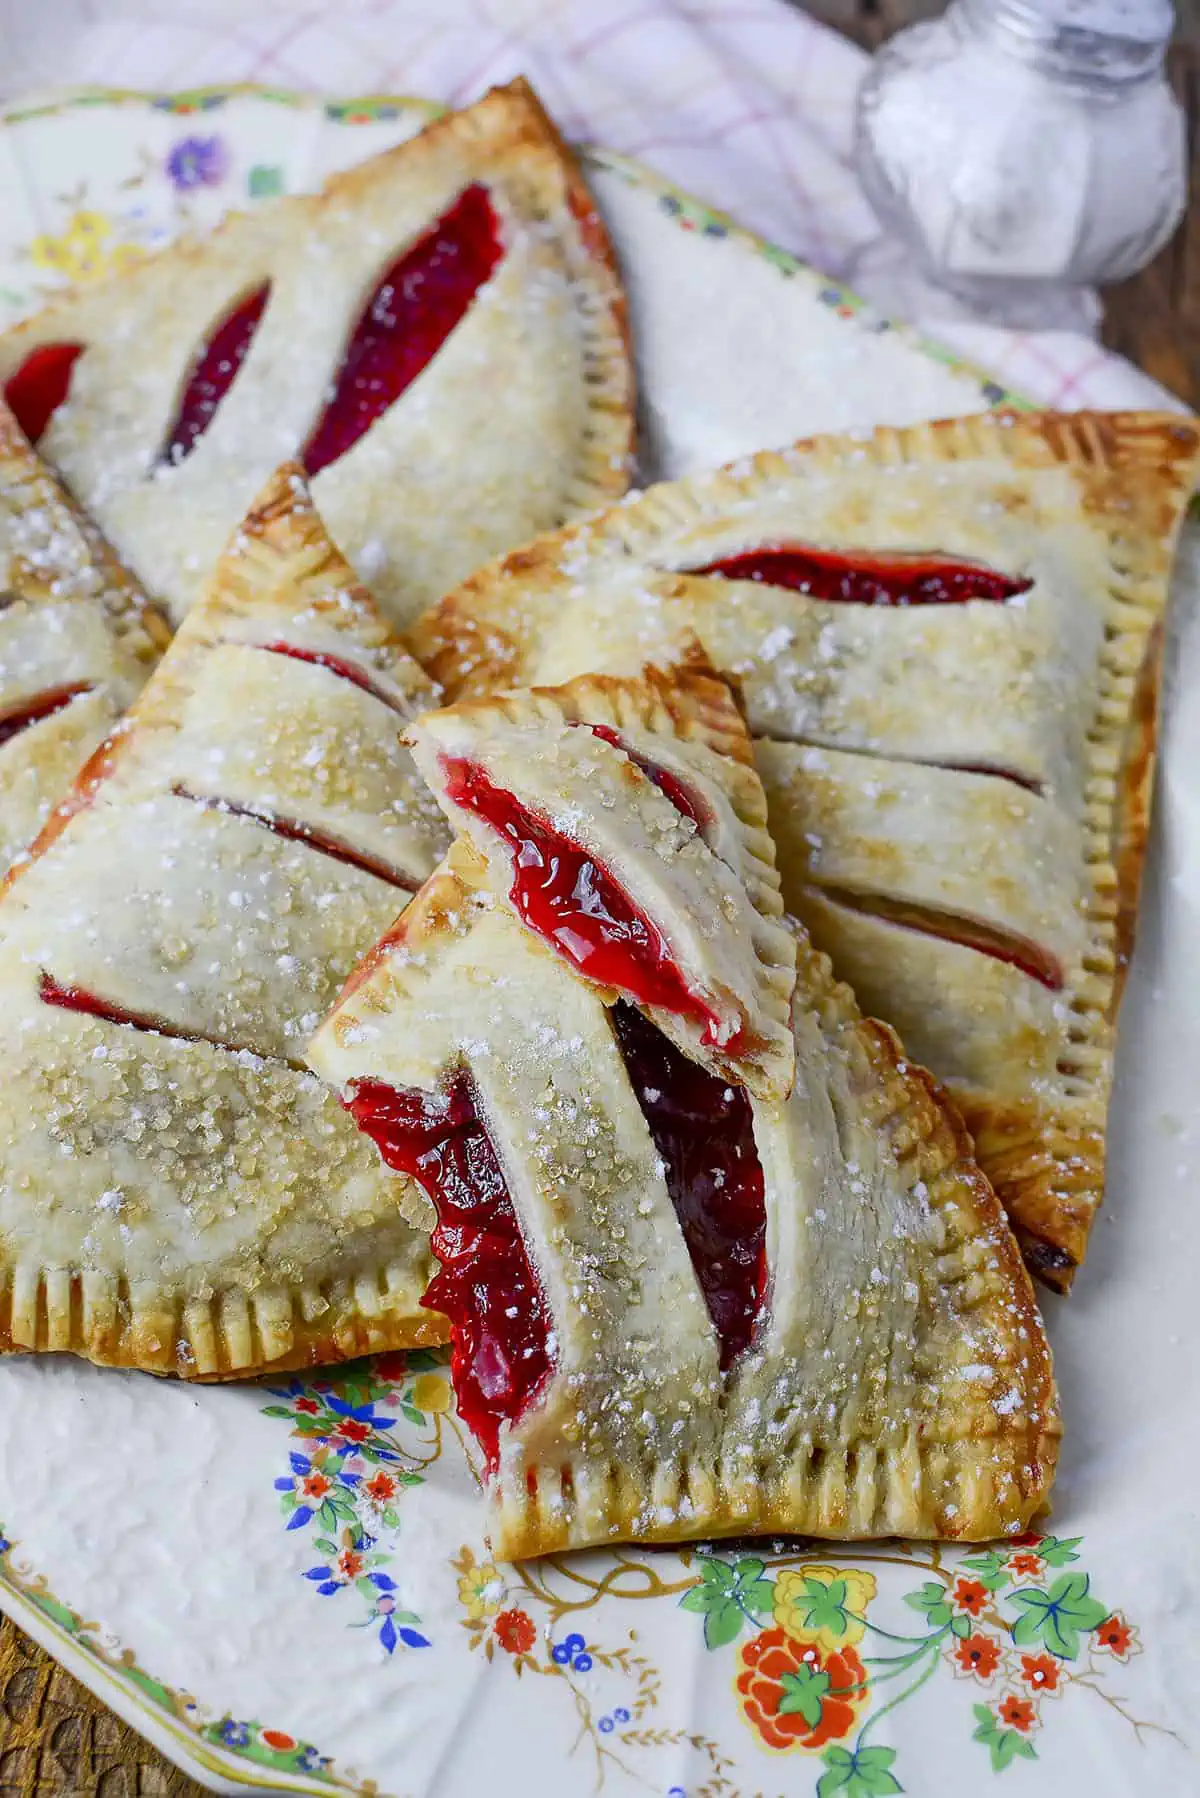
[1,4,1195,1793]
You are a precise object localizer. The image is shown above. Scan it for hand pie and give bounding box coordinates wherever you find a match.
[310,667,1058,1559]
[412,410,1200,1288]
[0,80,632,631]
[0,464,448,1376]
[0,399,168,873]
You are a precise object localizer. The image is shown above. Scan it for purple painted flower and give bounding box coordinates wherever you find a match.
[166,136,227,192]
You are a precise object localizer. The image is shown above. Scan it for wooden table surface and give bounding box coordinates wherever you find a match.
[2,4,1197,1795]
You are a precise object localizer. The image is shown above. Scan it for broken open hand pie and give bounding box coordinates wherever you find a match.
[0,464,448,1376]
[310,666,1058,1558]
[413,410,1200,1288]
[0,80,633,631]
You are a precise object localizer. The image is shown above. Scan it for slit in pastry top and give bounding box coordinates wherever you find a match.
[685,543,1032,605]
[302,184,504,478]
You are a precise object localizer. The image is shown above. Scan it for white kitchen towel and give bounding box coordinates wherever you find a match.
[0,0,1181,411]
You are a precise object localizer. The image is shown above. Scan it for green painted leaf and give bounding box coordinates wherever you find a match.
[740,1578,777,1617]
[247,163,284,198]
[704,1597,745,1649]
[260,1404,296,1418]
[778,1664,831,1726]
[817,1744,902,1797]
[680,1585,720,1615]
[960,1550,1011,1591]
[951,1613,973,1639]
[401,1404,425,1426]
[1038,1535,1083,1567]
[1009,1573,1108,1659]
[314,1536,338,1556]
[788,1573,852,1640]
[973,1703,1000,1742]
[695,1555,737,1592]
[973,1709,1038,1775]
[904,1582,952,1629]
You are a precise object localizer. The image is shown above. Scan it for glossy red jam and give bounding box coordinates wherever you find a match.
[160,284,270,465]
[442,756,735,1046]
[0,683,90,749]
[170,785,413,890]
[613,1002,765,1367]
[347,1072,553,1468]
[302,184,503,478]
[583,723,707,828]
[688,544,1032,605]
[256,639,394,707]
[4,343,84,443]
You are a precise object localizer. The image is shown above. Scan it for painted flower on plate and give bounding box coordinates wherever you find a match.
[735,1627,868,1753]
[458,1560,504,1621]
[952,1578,989,1617]
[29,210,144,284]
[166,135,227,190]
[772,1564,877,1652]
[410,1371,452,1412]
[998,1695,1036,1733]
[954,1633,1002,1680]
[1095,1614,1136,1659]
[493,1608,537,1655]
[1019,1652,1060,1693]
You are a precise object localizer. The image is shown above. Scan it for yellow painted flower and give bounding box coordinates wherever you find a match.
[457,1559,505,1620]
[29,210,146,286]
[410,1371,452,1413]
[773,1565,878,1653]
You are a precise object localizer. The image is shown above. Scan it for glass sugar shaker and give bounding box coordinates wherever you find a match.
[854,0,1186,325]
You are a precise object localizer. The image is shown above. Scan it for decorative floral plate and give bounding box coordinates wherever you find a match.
[0,86,1194,1798]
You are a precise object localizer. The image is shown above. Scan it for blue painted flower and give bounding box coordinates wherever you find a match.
[219,1719,251,1748]
[551,1630,592,1670]
[599,1716,614,1733]
[0,1536,10,1555]
[166,136,227,191]
[297,1746,325,1773]
[614,1707,630,1723]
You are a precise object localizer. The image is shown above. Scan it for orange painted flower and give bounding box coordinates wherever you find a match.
[364,1471,397,1503]
[1096,1614,1134,1659]
[493,1608,537,1655]
[998,1695,1036,1733]
[952,1579,989,1617]
[261,1730,296,1752]
[954,1633,1001,1679]
[735,1628,868,1754]
[1019,1653,1060,1693]
[1007,1552,1043,1578]
[337,1418,372,1445]
[299,1472,331,1501]
[336,1548,364,1581]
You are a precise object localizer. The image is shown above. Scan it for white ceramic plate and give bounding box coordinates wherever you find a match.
[0,85,1194,1798]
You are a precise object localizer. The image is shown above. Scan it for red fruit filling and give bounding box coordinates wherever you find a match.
[170,785,416,890]
[582,722,708,828]
[346,1071,553,1468]
[160,284,271,465]
[4,343,84,443]
[688,544,1031,605]
[820,885,1063,990]
[253,639,401,710]
[0,683,91,749]
[613,1002,766,1367]
[302,183,503,478]
[441,755,743,1050]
